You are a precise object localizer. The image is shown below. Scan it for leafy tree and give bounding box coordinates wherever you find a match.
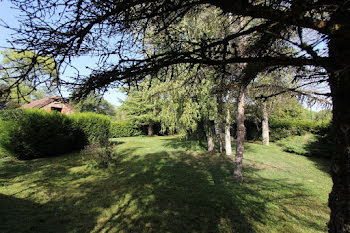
[70,92,115,116]
[113,107,128,122]
[248,68,298,145]
[316,109,332,122]
[0,49,57,109]
[2,1,349,230]
[120,85,160,136]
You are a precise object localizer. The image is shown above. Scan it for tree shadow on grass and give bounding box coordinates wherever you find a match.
[0,193,71,233]
[109,140,125,146]
[0,151,328,232]
[93,151,327,232]
[303,136,332,174]
[161,137,207,151]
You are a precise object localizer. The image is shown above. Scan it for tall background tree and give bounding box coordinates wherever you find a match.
[0,49,57,109]
[70,92,116,116]
[120,84,160,136]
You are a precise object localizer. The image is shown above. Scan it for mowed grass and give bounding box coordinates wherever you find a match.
[0,135,331,233]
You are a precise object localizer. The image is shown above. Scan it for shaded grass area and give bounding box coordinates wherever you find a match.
[276,133,332,158]
[0,136,331,232]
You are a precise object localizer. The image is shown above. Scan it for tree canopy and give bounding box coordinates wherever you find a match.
[70,92,115,116]
[0,49,57,109]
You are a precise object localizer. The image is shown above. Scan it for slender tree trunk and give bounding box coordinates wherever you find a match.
[262,101,270,146]
[214,115,224,153]
[225,91,232,156]
[204,121,215,153]
[234,84,246,182]
[215,94,224,153]
[148,121,153,136]
[327,17,350,232]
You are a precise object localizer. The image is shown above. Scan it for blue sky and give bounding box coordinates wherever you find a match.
[0,1,126,106]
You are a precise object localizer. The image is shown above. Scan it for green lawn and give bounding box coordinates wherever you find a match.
[0,135,331,233]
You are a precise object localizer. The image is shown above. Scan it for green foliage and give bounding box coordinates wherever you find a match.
[270,98,310,121]
[315,109,332,121]
[0,49,57,109]
[0,119,12,157]
[1,49,57,76]
[0,109,111,159]
[80,144,113,168]
[120,88,159,127]
[70,93,116,116]
[269,119,330,141]
[69,112,111,146]
[112,107,128,121]
[110,120,142,138]
[0,109,80,159]
[0,109,25,121]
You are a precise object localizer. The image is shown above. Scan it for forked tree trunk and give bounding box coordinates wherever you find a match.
[327,18,350,233]
[234,84,246,182]
[204,121,215,153]
[225,91,232,156]
[148,121,153,136]
[262,101,270,146]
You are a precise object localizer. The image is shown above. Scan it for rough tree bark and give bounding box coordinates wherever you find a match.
[327,14,350,233]
[262,100,270,146]
[148,121,153,136]
[234,84,246,182]
[225,91,233,156]
[204,121,215,153]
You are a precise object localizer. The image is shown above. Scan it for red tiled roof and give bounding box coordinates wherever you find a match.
[20,96,65,109]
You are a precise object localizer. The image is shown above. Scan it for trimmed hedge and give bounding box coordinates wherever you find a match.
[110,120,142,138]
[70,112,111,146]
[0,109,111,159]
[0,109,25,121]
[0,118,12,157]
[0,109,79,159]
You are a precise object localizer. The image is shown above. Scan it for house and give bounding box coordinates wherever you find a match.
[20,96,75,114]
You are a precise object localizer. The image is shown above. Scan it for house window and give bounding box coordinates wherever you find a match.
[51,107,63,112]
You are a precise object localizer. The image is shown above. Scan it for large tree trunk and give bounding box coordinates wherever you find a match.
[262,101,270,146]
[148,121,153,136]
[327,17,350,233]
[225,91,233,156]
[234,84,246,182]
[204,121,215,153]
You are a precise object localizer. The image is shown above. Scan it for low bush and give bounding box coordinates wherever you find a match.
[110,120,142,138]
[69,112,111,146]
[80,143,113,168]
